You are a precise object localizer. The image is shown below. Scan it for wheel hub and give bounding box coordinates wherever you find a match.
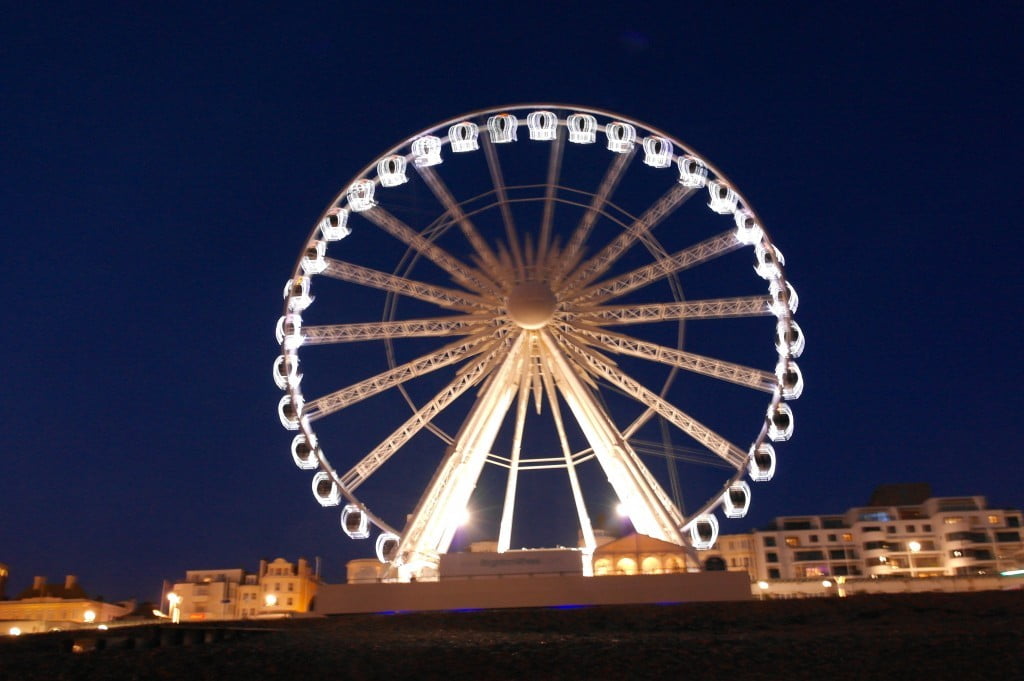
[507,281,556,330]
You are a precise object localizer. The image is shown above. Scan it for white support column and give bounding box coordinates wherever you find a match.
[497,374,531,553]
[392,335,527,580]
[537,330,686,546]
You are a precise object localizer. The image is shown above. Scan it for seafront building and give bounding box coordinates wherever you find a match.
[166,557,318,621]
[748,488,1023,582]
[0,575,132,635]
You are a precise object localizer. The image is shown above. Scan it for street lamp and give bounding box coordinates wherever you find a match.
[167,592,181,624]
[908,540,921,578]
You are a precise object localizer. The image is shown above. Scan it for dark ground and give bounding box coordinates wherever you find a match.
[1,591,1022,680]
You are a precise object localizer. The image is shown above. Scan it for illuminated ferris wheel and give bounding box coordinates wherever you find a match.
[275,105,803,582]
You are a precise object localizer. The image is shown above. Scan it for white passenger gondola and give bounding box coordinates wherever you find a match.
[312,471,341,506]
[377,155,408,187]
[341,505,370,539]
[487,114,518,143]
[566,113,597,143]
[449,122,480,152]
[526,110,558,140]
[642,136,673,168]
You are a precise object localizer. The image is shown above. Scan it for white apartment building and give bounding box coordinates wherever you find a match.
[167,557,318,621]
[750,491,1023,581]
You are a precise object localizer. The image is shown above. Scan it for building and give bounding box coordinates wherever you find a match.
[0,575,132,635]
[0,563,8,599]
[167,557,318,621]
[750,488,1024,582]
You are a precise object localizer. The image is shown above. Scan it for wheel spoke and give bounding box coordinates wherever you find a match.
[338,338,517,492]
[556,149,635,284]
[553,329,749,469]
[559,183,696,295]
[570,230,743,305]
[573,296,773,326]
[303,315,489,345]
[569,327,776,392]
[304,333,496,421]
[322,258,489,311]
[537,129,566,271]
[415,164,502,273]
[481,136,525,275]
[362,206,501,296]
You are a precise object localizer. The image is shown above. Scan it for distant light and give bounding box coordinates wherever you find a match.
[908,541,922,553]
[1001,569,1024,577]
[167,592,180,606]
[822,580,833,588]
[265,594,278,607]
[152,609,167,618]
[8,627,21,636]
[83,610,96,623]
[97,624,108,631]
[757,581,770,590]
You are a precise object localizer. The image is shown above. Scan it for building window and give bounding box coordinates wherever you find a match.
[768,569,780,579]
[829,549,848,560]
[766,552,779,563]
[763,537,776,547]
[842,533,853,542]
[794,550,825,561]
[988,515,1000,525]
[906,525,915,533]
[944,516,963,525]
[809,535,818,543]
[996,531,1021,542]
[923,524,932,532]
[1007,517,1020,528]
[827,534,837,542]
[287,597,293,606]
[785,537,800,547]
[288,583,294,592]
[886,526,896,534]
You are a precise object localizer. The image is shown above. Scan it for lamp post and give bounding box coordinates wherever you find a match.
[908,540,921,579]
[167,592,181,624]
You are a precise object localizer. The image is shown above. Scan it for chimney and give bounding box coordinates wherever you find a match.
[65,575,78,590]
[298,558,308,576]
[32,576,46,591]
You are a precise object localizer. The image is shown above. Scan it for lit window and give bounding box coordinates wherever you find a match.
[988,515,1000,525]
[785,537,800,547]
[842,533,853,542]
[944,516,963,525]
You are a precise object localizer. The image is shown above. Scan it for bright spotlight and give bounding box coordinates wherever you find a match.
[83,610,96,623]
[265,594,278,607]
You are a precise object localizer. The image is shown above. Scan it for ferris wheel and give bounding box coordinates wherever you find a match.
[275,104,803,582]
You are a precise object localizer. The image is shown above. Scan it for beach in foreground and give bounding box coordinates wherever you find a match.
[1,590,1021,680]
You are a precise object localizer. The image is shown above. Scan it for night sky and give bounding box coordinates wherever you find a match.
[2,3,1021,602]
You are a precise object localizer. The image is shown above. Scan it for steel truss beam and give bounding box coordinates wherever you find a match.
[570,327,777,392]
[322,258,489,311]
[302,316,486,345]
[304,334,494,421]
[572,231,743,305]
[574,295,773,325]
[557,332,749,469]
[338,339,513,492]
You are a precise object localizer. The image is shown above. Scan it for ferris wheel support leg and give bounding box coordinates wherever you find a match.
[537,331,686,547]
[390,336,526,581]
[540,363,597,572]
[497,377,531,553]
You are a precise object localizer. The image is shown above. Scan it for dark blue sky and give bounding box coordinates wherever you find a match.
[2,3,1021,602]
